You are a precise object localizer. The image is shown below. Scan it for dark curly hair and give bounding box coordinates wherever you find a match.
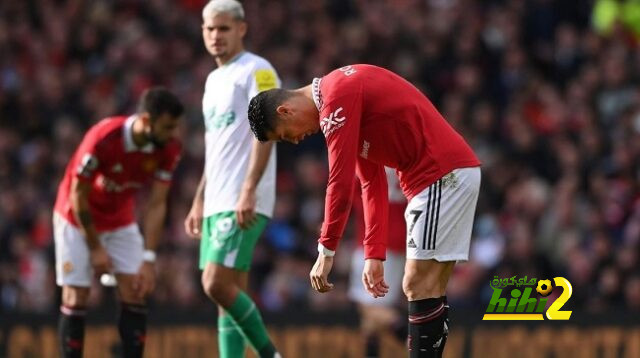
[138,87,184,121]
[248,88,292,142]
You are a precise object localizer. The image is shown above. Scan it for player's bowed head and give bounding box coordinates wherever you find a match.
[248,87,320,144]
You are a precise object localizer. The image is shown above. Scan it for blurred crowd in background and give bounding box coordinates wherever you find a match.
[1,0,639,316]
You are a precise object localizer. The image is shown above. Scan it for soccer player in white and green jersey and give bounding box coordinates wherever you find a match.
[184,1,280,357]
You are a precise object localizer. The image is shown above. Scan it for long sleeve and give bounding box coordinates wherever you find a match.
[356,157,388,260]
[318,92,362,253]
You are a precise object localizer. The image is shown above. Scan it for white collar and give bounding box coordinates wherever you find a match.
[123,115,154,153]
[312,77,322,111]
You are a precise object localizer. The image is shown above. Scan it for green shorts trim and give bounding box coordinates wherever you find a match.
[199,211,268,271]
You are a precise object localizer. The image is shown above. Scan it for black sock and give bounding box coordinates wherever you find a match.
[59,306,86,358]
[408,297,447,358]
[365,333,379,357]
[118,303,148,358]
[257,344,277,358]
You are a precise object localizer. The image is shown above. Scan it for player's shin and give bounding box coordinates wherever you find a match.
[218,313,247,358]
[59,305,87,358]
[225,291,279,358]
[118,303,148,358]
[408,297,448,358]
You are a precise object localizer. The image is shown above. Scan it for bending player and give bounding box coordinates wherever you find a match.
[248,64,481,357]
[53,88,183,358]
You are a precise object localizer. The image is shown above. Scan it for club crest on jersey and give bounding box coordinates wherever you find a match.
[142,159,157,172]
[321,107,346,136]
[111,163,123,173]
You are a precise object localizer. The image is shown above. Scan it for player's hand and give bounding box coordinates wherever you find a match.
[133,262,156,299]
[310,253,335,293]
[235,187,257,229]
[362,259,389,298]
[184,200,204,239]
[90,246,112,277]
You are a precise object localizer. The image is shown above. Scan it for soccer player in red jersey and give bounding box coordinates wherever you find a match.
[53,88,183,358]
[248,64,481,357]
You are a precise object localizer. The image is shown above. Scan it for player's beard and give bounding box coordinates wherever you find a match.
[146,132,166,148]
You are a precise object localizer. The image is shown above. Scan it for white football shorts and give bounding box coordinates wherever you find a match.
[405,167,481,261]
[53,213,144,287]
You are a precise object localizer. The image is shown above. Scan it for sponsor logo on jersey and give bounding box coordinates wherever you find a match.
[254,69,277,92]
[204,107,236,130]
[320,107,346,136]
[407,238,417,248]
[360,140,370,159]
[111,163,123,173]
[97,175,142,193]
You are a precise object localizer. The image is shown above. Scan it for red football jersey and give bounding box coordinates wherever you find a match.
[315,65,480,259]
[353,168,407,254]
[54,116,181,231]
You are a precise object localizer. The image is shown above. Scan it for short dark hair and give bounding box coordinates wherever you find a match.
[248,88,292,142]
[138,87,184,121]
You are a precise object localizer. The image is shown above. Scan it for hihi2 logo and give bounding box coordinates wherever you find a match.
[482,276,573,321]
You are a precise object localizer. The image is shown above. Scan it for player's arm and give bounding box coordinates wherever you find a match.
[70,129,113,276]
[185,170,206,238]
[132,181,169,298]
[137,146,180,298]
[356,158,390,298]
[236,139,273,228]
[143,181,170,253]
[311,94,361,293]
[356,159,389,260]
[70,177,100,250]
[236,64,281,228]
[318,97,362,254]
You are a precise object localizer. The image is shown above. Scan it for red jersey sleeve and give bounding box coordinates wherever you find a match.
[318,93,362,253]
[73,125,106,182]
[356,157,388,260]
[154,140,182,184]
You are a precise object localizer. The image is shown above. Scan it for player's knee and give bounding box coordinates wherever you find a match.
[201,274,230,302]
[402,271,442,301]
[62,286,90,307]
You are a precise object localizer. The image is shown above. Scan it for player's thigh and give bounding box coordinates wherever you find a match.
[199,211,268,272]
[103,223,144,275]
[61,285,91,307]
[403,259,455,301]
[202,262,248,290]
[53,213,93,288]
[404,167,481,262]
